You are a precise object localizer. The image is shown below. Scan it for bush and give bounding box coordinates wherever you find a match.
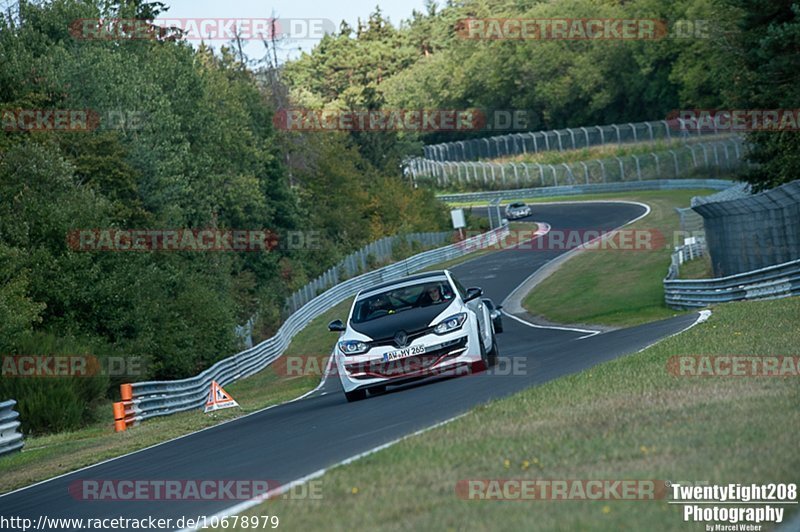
[0,332,108,435]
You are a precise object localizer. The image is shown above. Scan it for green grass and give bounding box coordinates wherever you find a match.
[678,254,713,279]
[444,188,719,209]
[0,297,353,494]
[487,136,735,166]
[234,297,800,531]
[522,190,714,327]
[0,236,516,494]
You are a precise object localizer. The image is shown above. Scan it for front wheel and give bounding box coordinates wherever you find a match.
[486,334,499,367]
[344,388,367,402]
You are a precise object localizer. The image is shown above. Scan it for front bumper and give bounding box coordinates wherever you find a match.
[335,330,482,393]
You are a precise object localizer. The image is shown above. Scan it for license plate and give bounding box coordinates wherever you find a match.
[383,344,425,362]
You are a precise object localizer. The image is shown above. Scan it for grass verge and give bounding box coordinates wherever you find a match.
[522,190,712,327]
[678,254,713,279]
[236,297,800,531]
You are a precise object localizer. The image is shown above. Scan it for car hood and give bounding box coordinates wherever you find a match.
[349,302,457,341]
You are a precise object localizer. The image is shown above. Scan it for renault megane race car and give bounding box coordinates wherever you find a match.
[504,202,532,220]
[327,270,498,402]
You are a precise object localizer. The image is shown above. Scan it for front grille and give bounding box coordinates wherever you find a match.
[369,326,434,348]
[346,336,468,379]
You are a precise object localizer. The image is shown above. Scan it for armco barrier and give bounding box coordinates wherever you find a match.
[0,399,24,458]
[437,179,736,204]
[664,258,800,310]
[116,226,509,428]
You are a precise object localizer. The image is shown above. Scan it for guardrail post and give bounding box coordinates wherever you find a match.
[632,155,642,180]
[662,119,671,141]
[669,150,680,177]
[548,164,558,186]
[580,126,590,148]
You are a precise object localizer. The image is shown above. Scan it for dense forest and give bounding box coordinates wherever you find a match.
[285,0,798,188]
[0,0,796,433]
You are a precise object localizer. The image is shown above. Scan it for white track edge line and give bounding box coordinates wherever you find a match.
[500,200,651,335]
[0,200,647,499]
[502,310,599,335]
[177,413,469,532]
[0,353,335,500]
[182,308,713,531]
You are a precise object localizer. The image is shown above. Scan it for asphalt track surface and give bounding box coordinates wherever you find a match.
[0,202,702,530]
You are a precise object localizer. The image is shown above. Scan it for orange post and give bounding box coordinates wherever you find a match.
[113,401,127,432]
[120,383,133,401]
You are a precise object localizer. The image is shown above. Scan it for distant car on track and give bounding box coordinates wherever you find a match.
[328,270,498,402]
[504,202,531,220]
[482,298,503,333]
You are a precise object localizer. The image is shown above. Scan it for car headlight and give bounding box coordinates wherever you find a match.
[338,340,370,356]
[433,312,467,334]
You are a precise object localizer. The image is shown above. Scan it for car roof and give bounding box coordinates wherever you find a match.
[358,270,450,297]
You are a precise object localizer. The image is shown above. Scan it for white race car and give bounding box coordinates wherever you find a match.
[327,270,498,402]
[504,202,532,220]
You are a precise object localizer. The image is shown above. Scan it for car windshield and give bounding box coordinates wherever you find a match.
[509,203,526,208]
[352,281,455,323]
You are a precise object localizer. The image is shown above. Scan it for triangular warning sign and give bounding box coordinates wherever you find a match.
[204,380,239,413]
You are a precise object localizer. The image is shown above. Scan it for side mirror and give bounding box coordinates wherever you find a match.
[465,287,483,302]
[328,319,346,332]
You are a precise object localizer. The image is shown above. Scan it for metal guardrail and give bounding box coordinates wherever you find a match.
[664,258,800,310]
[285,231,452,315]
[437,179,737,204]
[421,119,722,162]
[410,138,745,187]
[119,226,510,426]
[666,239,708,281]
[0,399,24,458]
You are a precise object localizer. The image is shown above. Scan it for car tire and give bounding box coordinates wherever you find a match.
[487,333,499,367]
[476,333,489,372]
[344,389,367,402]
[494,321,504,334]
